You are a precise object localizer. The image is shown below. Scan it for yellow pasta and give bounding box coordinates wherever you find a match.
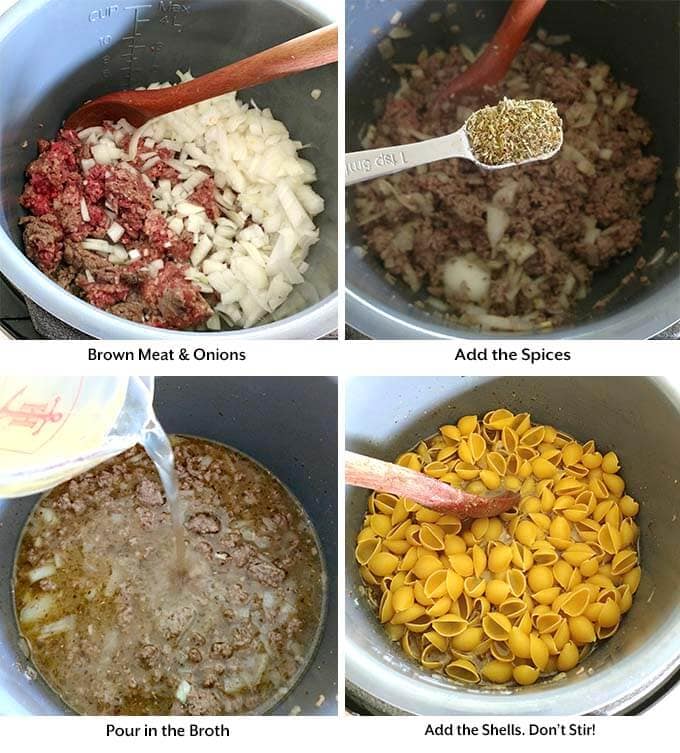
[355,408,641,688]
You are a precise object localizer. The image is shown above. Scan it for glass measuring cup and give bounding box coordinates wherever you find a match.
[0,376,155,497]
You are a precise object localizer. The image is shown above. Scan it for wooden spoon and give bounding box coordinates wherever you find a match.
[65,24,338,131]
[435,0,547,106]
[346,451,519,518]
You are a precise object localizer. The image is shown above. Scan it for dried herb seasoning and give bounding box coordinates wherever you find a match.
[466,98,563,166]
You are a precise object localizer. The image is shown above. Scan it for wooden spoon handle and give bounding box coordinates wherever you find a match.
[345,451,518,518]
[150,23,338,115]
[436,0,547,103]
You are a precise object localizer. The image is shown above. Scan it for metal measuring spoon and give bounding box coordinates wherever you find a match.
[345,113,563,186]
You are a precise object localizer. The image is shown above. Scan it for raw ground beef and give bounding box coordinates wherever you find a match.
[353,41,661,331]
[19,128,213,330]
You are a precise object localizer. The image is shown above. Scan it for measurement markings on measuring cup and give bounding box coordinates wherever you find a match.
[121,4,153,86]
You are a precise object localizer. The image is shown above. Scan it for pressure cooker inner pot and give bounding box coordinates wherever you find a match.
[0,377,338,714]
[345,377,680,714]
[346,1,679,337]
[0,0,337,332]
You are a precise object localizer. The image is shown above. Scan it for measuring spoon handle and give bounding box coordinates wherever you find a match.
[345,129,469,186]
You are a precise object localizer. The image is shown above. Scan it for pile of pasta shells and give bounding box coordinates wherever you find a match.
[355,409,641,686]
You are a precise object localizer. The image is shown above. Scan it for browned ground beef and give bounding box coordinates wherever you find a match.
[353,41,661,330]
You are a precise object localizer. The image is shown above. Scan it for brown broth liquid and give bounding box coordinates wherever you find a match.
[13,436,325,715]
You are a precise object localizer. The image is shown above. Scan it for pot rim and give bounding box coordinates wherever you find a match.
[0,0,338,340]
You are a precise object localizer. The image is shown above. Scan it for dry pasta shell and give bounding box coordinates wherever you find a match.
[510,542,534,571]
[568,615,596,644]
[444,534,466,555]
[468,596,491,625]
[426,596,453,618]
[622,566,641,594]
[486,452,507,477]
[527,565,554,592]
[487,579,511,606]
[532,587,561,605]
[529,633,550,670]
[611,549,637,576]
[535,612,563,634]
[400,628,421,659]
[415,507,442,524]
[355,538,381,566]
[386,520,411,541]
[420,643,448,670]
[379,591,395,623]
[437,514,462,534]
[603,472,625,497]
[430,612,467,637]
[413,580,434,606]
[517,446,539,462]
[589,477,609,499]
[502,426,519,453]
[457,440,474,465]
[482,612,512,641]
[457,415,478,436]
[515,520,539,546]
[533,457,558,480]
[508,627,531,659]
[561,442,583,466]
[423,461,448,479]
[392,585,415,612]
[520,495,541,514]
[423,629,448,652]
[396,452,421,471]
[437,445,458,463]
[579,557,600,578]
[450,626,484,652]
[390,604,426,626]
[498,598,527,621]
[619,495,640,517]
[470,518,489,542]
[423,569,449,600]
[367,551,399,577]
[404,615,433,633]
[531,545,558,566]
[420,522,446,551]
[562,543,594,566]
[556,640,580,671]
[552,560,573,590]
[482,659,514,683]
[513,664,540,686]
[412,554,443,580]
[574,518,600,543]
[505,569,527,597]
[597,522,622,555]
[390,497,410,526]
[467,432,485,463]
[471,544,487,576]
[484,543,510,574]
[506,453,522,475]
[405,524,422,547]
[485,408,515,429]
[454,462,480,481]
[520,425,545,448]
[464,576,486,599]
[383,539,409,556]
[446,570,465,601]
[360,565,379,587]
[449,553,474,577]
[513,413,532,436]
[597,599,621,629]
[617,584,633,613]
[399,546,418,572]
[489,641,514,663]
[445,659,480,684]
[440,425,462,441]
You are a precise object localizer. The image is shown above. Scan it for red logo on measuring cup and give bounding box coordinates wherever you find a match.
[0,387,63,435]
[0,379,84,454]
